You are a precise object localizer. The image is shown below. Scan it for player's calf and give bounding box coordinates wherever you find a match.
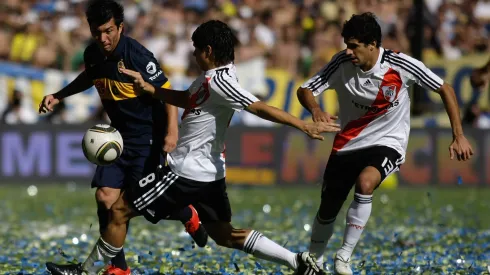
[95,187,121,233]
[204,222,325,274]
[103,194,135,247]
[95,187,130,272]
[202,221,237,248]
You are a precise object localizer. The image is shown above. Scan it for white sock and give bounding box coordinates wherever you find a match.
[337,193,372,260]
[243,230,298,270]
[309,212,336,267]
[82,237,122,273]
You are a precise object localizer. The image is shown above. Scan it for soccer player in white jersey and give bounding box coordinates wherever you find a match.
[297,13,474,275]
[45,20,341,275]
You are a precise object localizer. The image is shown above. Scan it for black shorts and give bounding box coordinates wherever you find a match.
[322,146,403,200]
[129,166,232,224]
[91,145,165,189]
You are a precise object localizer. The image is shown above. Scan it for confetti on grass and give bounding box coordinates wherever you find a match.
[1,185,490,274]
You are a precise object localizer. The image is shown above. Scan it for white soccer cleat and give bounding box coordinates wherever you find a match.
[334,254,353,275]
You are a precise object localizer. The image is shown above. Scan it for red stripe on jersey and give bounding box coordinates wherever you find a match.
[182,77,211,120]
[332,68,402,153]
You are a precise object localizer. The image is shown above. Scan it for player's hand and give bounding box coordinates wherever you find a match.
[303,121,341,140]
[311,107,338,123]
[163,131,178,153]
[38,94,60,114]
[449,135,473,161]
[120,68,155,95]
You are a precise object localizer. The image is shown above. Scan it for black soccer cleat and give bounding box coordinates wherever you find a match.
[46,262,85,275]
[185,205,208,247]
[294,252,325,275]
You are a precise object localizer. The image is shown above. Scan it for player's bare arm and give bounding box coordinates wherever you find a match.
[436,83,474,161]
[470,60,490,88]
[38,70,93,113]
[164,102,179,153]
[245,101,341,140]
[121,68,191,108]
[297,87,338,122]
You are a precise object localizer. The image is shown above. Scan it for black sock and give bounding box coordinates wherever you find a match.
[98,206,128,270]
[111,248,128,270]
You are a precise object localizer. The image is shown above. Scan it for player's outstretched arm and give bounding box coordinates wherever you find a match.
[436,83,474,161]
[121,68,190,108]
[296,50,346,122]
[297,87,337,123]
[245,101,341,140]
[163,102,179,153]
[38,71,93,113]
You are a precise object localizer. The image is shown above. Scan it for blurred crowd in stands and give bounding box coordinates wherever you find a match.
[2,0,490,126]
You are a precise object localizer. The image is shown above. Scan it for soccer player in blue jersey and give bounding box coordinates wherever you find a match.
[39,1,206,274]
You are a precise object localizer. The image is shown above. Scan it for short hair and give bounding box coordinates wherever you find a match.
[191,20,239,66]
[86,0,124,28]
[341,12,382,47]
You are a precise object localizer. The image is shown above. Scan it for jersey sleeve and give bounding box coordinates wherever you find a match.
[130,47,170,88]
[83,44,97,80]
[210,69,259,112]
[384,51,444,91]
[300,50,350,96]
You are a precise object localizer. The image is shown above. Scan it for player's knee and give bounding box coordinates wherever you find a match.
[95,188,120,209]
[355,175,378,195]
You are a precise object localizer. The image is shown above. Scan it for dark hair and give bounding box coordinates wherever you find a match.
[191,20,239,66]
[86,0,124,28]
[341,12,382,47]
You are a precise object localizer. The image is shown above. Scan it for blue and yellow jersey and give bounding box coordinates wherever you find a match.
[84,34,170,147]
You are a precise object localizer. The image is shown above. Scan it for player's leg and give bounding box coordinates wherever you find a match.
[336,166,378,259]
[84,191,139,273]
[46,192,139,275]
[333,166,378,275]
[197,180,323,274]
[308,154,358,268]
[136,150,208,247]
[204,222,321,274]
[96,187,121,230]
[335,146,402,275]
[91,161,130,274]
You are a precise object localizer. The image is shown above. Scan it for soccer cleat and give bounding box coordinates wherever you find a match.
[103,265,131,275]
[294,252,325,275]
[334,254,353,275]
[184,205,208,247]
[46,262,85,275]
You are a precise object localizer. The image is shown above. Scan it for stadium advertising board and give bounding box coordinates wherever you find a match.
[0,125,484,186]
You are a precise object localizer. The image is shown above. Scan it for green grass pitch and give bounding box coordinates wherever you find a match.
[1,184,490,274]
